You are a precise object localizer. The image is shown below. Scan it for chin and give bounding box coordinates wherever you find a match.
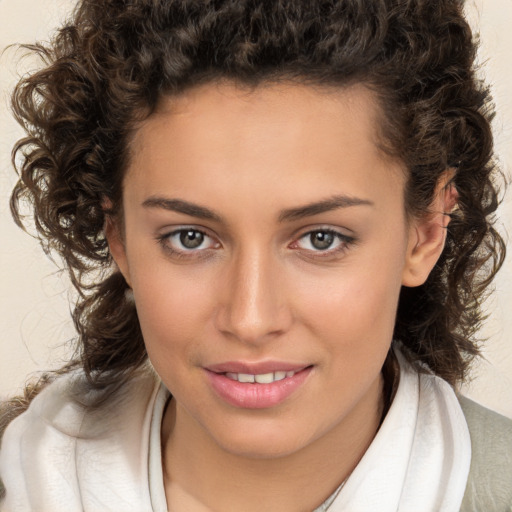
[219,437,307,460]
[204,417,321,460]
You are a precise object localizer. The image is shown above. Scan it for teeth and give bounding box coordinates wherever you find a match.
[255,372,274,384]
[224,370,297,384]
[274,371,287,381]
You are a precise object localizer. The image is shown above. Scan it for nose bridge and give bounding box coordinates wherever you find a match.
[217,242,289,344]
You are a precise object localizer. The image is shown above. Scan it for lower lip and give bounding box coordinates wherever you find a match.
[205,367,313,409]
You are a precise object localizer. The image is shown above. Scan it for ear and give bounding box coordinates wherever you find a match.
[103,200,132,287]
[402,171,458,287]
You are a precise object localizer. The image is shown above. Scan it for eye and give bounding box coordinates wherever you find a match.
[177,229,207,249]
[292,228,355,255]
[157,227,219,256]
[304,231,337,250]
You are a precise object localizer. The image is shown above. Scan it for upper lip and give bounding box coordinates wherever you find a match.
[205,361,311,374]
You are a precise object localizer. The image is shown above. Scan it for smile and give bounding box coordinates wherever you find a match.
[205,365,313,409]
[224,370,297,384]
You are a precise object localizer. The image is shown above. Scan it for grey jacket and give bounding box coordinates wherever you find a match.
[459,395,512,511]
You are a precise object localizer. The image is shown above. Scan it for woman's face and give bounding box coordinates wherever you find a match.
[112,81,425,458]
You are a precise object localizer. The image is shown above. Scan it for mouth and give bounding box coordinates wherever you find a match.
[223,369,303,384]
[205,364,313,409]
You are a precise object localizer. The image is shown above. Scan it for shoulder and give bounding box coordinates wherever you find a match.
[1,368,159,440]
[458,395,512,511]
[0,368,160,511]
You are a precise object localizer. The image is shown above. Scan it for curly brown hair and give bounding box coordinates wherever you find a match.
[8,0,506,396]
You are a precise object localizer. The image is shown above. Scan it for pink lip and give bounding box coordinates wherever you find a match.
[205,364,313,409]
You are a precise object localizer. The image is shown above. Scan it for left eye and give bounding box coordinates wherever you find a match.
[295,230,349,252]
[164,229,216,251]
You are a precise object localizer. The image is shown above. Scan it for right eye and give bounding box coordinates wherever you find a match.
[157,227,220,257]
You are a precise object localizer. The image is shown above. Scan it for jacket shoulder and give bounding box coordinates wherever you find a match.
[459,395,512,511]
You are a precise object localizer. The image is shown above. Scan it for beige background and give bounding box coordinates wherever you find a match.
[1,0,511,416]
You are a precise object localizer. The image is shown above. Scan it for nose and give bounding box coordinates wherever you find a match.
[215,246,292,345]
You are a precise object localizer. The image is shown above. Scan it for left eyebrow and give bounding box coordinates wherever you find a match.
[278,195,374,222]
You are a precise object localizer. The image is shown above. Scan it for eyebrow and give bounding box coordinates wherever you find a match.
[142,194,374,223]
[142,197,223,222]
[278,195,374,222]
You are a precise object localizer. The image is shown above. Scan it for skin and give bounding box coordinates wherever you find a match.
[108,81,451,511]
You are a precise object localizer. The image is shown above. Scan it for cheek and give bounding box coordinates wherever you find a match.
[297,261,404,334]
[295,269,401,402]
[131,268,215,399]
[290,240,406,372]
[129,259,216,359]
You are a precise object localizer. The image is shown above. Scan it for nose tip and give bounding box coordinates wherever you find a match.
[215,253,292,345]
[222,297,286,344]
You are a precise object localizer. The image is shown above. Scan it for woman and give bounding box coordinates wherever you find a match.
[0,0,510,510]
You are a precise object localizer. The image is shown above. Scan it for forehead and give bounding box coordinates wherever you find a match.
[136,81,386,154]
[158,80,375,118]
[126,81,405,215]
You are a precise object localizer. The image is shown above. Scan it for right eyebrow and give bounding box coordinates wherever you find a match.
[142,197,223,222]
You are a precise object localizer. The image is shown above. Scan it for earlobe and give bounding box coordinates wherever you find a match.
[402,174,458,287]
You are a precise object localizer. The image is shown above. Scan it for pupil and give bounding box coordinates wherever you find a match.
[180,230,204,249]
[311,231,334,250]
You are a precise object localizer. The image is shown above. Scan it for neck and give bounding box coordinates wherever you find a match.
[161,373,384,512]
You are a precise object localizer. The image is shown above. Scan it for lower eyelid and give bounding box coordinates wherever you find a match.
[291,231,356,259]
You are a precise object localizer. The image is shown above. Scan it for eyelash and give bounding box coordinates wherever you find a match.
[156,228,218,260]
[156,227,356,261]
[291,229,356,259]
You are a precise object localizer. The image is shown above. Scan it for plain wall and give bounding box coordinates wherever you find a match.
[1,0,511,416]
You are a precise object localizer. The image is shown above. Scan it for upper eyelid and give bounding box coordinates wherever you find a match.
[158,223,351,235]
[300,227,349,236]
[160,224,210,235]
[294,227,354,241]
[290,221,354,236]
[160,225,218,242]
